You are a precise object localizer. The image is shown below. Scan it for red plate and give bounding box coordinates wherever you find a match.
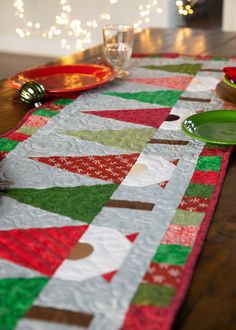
[223,66,236,82]
[9,64,115,93]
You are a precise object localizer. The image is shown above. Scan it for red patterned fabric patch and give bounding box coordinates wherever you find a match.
[143,262,184,289]
[24,115,49,128]
[7,132,30,142]
[0,225,88,276]
[190,170,219,185]
[200,147,229,157]
[84,108,171,128]
[195,55,213,60]
[161,224,199,247]
[160,53,180,58]
[31,153,140,184]
[132,53,180,58]
[122,305,168,330]
[127,76,193,91]
[178,196,209,212]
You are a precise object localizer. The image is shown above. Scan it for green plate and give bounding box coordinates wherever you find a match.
[181,110,236,145]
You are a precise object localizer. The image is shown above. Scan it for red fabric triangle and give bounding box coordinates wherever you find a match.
[127,76,193,91]
[159,180,169,189]
[0,225,88,276]
[170,159,180,166]
[31,154,140,184]
[126,232,139,243]
[84,108,171,128]
[102,270,117,282]
[0,151,8,161]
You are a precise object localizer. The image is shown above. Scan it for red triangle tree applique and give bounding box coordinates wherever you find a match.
[127,76,193,91]
[0,225,88,276]
[83,108,171,128]
[30,153,140,184]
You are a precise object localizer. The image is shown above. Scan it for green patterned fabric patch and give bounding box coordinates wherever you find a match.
[0,138,19,152]
[141,63,202,75]
[132,283,176,307]
[0,185,118,223]
[33,109,58,117]
[53,99,74,105]
[185,183,214,199]
[104,90,183,107]
[196,156,222,172]
[152,244,192,266]
[171,209,205,226]
[212,57,228,61]
[59,128,156,152]
[17,126,38,135]
[0,277,48,330]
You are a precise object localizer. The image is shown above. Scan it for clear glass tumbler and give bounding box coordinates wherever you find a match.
[103,24,134,78]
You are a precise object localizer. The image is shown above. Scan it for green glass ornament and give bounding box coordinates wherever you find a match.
[19,80,45,107]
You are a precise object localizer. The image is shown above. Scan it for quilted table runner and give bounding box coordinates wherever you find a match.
[0,53,234,330]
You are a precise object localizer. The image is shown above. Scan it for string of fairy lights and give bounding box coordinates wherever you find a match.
[13,0,194,51]
[176,0,194,16]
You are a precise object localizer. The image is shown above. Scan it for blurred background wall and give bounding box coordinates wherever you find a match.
[0,0,179,57]
[222,0,236,31]
[2,0,233,59]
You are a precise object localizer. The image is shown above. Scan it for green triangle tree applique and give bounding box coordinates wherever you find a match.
[103,90,183,107]
[0,277,48,330]
[59,128,156,152]
[141,63,203,75]
[0,185,118,224]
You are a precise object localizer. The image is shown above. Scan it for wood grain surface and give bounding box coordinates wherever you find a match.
[1,27,236,330]
[215,80,236,105]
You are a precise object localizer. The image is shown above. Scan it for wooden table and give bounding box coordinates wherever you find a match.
[1,28,236,330]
